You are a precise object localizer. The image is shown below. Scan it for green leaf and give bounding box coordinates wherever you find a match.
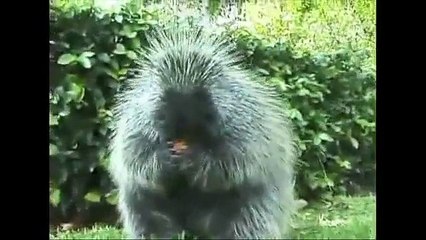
[331,125,342,133]
[313,135,322,145]
[57,53,77,65]
[283,64,292,75]
[336,157,352,169]
[308,175,319,189]
[278,82,288,91]
[269,77,282,84]
[288,109,303,121]
[256,68,270,75]
[77,56,92,69]
[318,133,333,142]
[135,23,151,31]
[126,50,138,60]
[355,119,375,128]
[80,51,95,58]
[59,107,70,117]
[84,191,101,203]
[64,73,84,85]
[299,142,307,151]
[114,15,123,23]
[110,59,120,70]
[341,160,352,169]
[50,113,59,126]
[325,177,335,187]
[127,32,137,38]
[130,38,141,49]
[50,143,59,156]
[270,77,288,91]
[113,44,126,55]
[120,25,137,38]
[297,88,310,96]
[118,68,128,76]
[69,82,85,102]
[350,137,359,149]
[50,188,61,206]
[269,64,280,73]
[105,189,119,205]
[97,53,111,63]
[102,67,119,80]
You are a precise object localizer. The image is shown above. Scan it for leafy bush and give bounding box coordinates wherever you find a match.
[234,30,375,199]
[49,6,375,224]
[241,0,376,67]
[49,6,160,224]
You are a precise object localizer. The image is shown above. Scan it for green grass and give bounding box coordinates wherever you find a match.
[292,195,375,239]
[52,195,375,239]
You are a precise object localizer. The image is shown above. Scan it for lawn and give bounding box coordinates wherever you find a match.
[51,195,375,239]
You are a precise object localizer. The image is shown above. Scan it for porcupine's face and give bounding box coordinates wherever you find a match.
[155,87,223,160]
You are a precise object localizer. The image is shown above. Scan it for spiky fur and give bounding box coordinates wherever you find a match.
[108,25,298,239]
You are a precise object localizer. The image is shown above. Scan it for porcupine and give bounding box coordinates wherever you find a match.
[107,25,298,239]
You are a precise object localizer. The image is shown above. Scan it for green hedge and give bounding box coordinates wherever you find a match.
[49,7,376,224]
[233,31,375,199]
